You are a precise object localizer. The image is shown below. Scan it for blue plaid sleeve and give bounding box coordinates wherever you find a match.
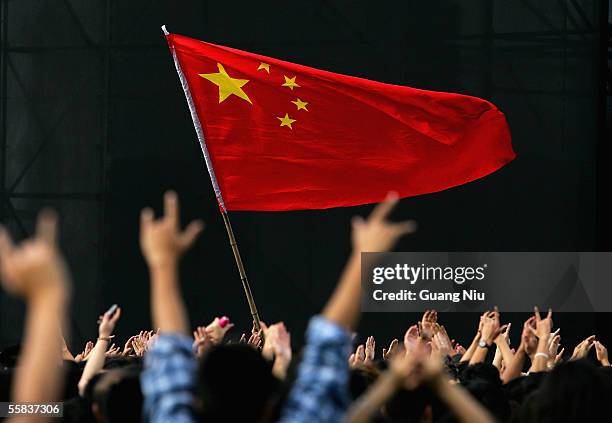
[140,334,197,423]
[278,315,352,423]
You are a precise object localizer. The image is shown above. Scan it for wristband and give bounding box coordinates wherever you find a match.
[534,352,550,360]
[98,336,112,342]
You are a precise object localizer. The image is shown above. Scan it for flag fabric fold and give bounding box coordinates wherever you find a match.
[164,28,515,211]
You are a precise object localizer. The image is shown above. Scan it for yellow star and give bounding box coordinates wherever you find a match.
[282,75,300,90]
[277,113,296,129]
[257,62,270,73]
[199,63,252,104]
[291,98,308,111]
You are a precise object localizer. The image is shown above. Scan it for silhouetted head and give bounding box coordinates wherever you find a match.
[384,386,433,423]
[349,367,379,399]
[458,363,501,386]
[92,366,143,423]
[197,343,279,422]
[520,359,612,423]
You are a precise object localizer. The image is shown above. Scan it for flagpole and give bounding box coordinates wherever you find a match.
[162,25,261,331]
[221,211,261,331]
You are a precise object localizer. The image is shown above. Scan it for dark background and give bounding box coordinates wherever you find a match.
[1,0,611,354]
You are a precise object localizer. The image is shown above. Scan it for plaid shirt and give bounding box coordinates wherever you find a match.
[140,334,197,423]
[279,316,352,423]
[140,316,351,423]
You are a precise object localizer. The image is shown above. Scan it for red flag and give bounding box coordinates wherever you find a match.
[164,28,515,211]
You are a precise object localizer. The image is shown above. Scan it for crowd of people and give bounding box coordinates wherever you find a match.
[0,191,611,422]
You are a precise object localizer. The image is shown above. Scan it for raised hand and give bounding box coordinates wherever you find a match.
[521,316,538,357]
[122,336,136,356]
[206,316,235,344]
[419,310,437,340]
[571,335,596,360]
[382,338,400,361]
[351,193,417,253]
[594,341,610,366]
[261,322,292,379]
[454,343,466,355]
[132,331,150,357]
[75,341,95,362]
[140,191,204,266]
[193,326,213,358]
[532,307,553,340]
[403,325,420,353]
[0,210,68,298]
[432,330,453,358]
[98,306,122,339]
[548,332,561,365]
[105,343,121,357]
[364,336,376,364]
[247,330,263,350]
[480,311,505,346]
[349,344,366,368]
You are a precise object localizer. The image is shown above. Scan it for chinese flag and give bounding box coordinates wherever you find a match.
[164,29,515,211]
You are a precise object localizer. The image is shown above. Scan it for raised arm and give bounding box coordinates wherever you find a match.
[0,210,70,422]
[530,307,553,373]
[139,191,204,423]
[78,306,122,395]
[280,194,416,423]
[322,193,416,330]
[140,191,203,334]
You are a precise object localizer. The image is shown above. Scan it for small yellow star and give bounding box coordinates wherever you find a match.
[282,75,300,90]
[199,63,252,104]
[277,113,296,129]
[291,98,308,111]
[257,62,270,73]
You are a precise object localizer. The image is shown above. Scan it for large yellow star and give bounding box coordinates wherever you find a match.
[291,98,308,111]
[199,63,252,104]
[282,75,300,90]
[277,113,296,129]
[257,62,270,73]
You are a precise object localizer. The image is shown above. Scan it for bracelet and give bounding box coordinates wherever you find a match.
[534,352,550,360]
[98,337,112,342]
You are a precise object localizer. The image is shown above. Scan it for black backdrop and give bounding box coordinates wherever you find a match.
[1,0,610,353]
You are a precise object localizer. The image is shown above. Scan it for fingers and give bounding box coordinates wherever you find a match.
[110,307,122,324]
[0,225,15,258]
[351,216,365,232]
[180,220,204,249]
[164,190,179,227]
[36,209,58,245]
[394,220,417,236]
[546,308,553,320]
[140,207,154,230]
[368,192,399,222]
[533,306,541,322]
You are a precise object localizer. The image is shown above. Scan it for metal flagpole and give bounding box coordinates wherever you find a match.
[162,25,261,331]
[221,211,261,331]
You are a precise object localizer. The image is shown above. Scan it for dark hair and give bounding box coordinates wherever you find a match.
[197,344,279,421]
[62,396,97,423]
[384,386,432,423]
[520,359,612,423]
[463,378,511,421]
[458,363,501,386]
[62,360,83,399]
[103,355,142,369]
[349,367,378,399]
[93,366,143,423]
